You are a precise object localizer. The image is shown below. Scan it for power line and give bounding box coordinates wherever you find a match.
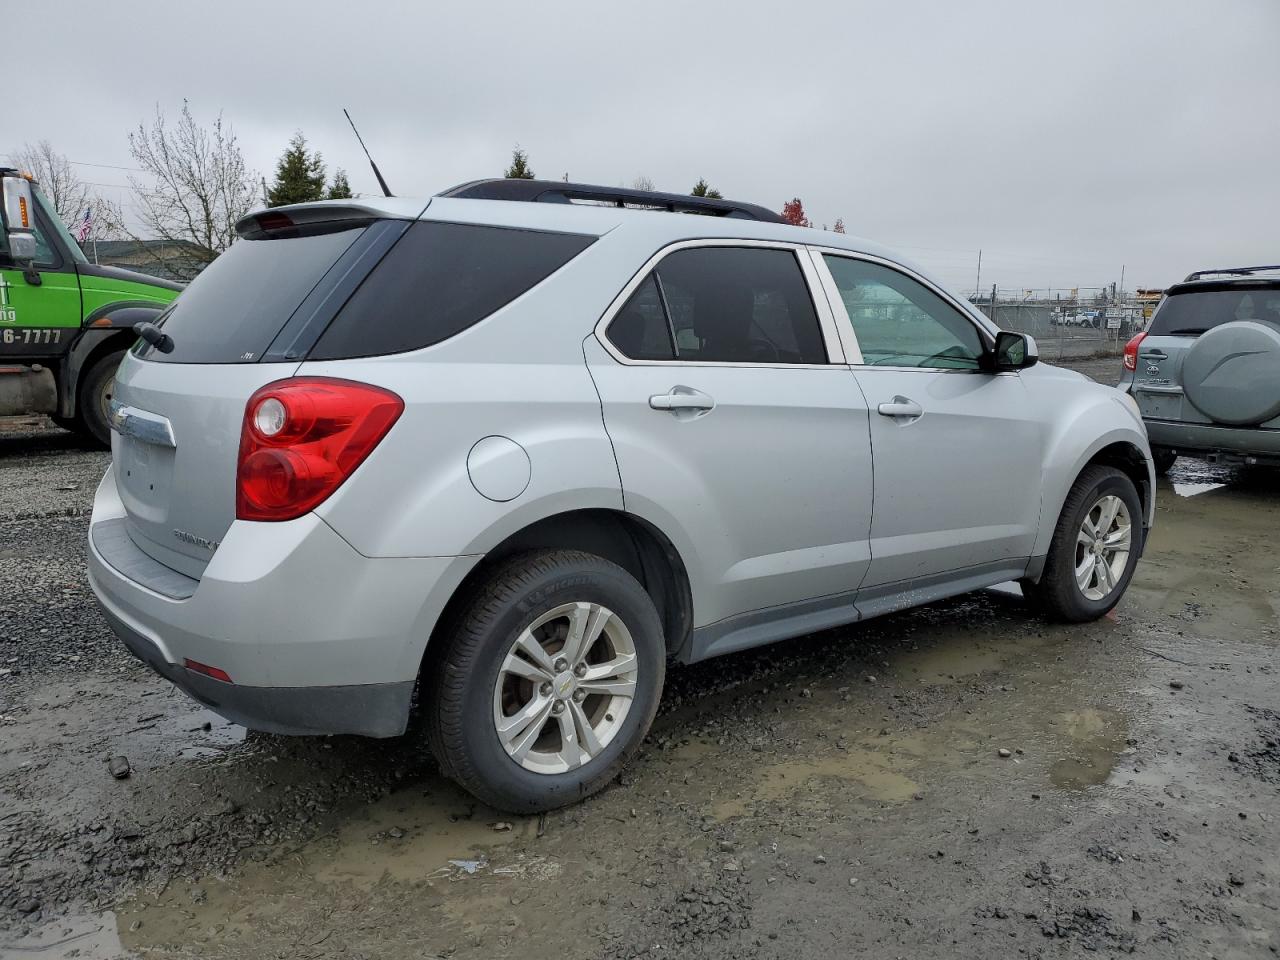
[0,151,145,173]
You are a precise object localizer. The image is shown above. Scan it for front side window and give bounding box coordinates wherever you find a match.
[606,246,827,364]
[823,255,983,369]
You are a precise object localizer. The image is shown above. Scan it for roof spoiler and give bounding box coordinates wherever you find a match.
[437,178,785,224]
[235,199,427,240]
[1183,265,1280,282]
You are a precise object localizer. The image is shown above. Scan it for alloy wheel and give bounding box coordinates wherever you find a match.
[1074,494,1132,601]
[492,601,638,775]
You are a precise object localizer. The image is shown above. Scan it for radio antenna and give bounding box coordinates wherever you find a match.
[343,108,392,198]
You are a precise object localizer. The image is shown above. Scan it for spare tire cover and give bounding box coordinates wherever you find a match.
[1182,320,1280,426]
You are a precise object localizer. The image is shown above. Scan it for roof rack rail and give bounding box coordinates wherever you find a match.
[437,178,784,224]
[1183,265,1280,282]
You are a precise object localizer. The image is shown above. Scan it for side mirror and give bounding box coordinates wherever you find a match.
[2,175,40,268]
[984,331,1039,371]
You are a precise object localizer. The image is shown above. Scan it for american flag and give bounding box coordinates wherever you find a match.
[74,206,93,244]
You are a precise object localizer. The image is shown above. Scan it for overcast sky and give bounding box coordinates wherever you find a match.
[7,0,1277,294]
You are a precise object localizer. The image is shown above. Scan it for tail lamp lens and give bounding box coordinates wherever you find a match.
[236,378,403,522]
[1122,330,1147,372]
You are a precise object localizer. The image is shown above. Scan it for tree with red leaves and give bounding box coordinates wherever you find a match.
[833,218,846,234]
[780,198,811,227]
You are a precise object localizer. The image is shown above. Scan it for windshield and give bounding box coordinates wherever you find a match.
[32,186,88,266]
[1148,286,1280,337]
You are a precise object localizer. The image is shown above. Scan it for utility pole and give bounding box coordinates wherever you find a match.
[990,283,998,324]
[974,249,982,300]
[1119,264,1125,301]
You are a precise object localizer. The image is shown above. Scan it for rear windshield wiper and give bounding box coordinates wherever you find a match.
[134,321,175,354]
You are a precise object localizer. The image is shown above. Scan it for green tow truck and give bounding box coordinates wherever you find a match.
[0,167,181,444]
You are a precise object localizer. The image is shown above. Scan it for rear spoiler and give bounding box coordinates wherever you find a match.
[235,198,429,239]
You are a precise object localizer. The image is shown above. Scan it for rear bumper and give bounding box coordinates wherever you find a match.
[87,465,477,737]
[97,599,413,736]
[1144,418,1280,460]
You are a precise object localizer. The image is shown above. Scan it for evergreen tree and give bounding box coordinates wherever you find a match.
[504,147,535,179]
[267,132,326,207]
[691,178,723,199]
[327,169,353,199]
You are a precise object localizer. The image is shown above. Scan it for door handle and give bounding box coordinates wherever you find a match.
[877,397,923,419]
[1139,350,1167,360]
[649,388,715,411]
[649,386,715,413]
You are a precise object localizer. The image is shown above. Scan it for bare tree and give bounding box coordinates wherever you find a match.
[631,175,656,192]
[128,101,257,279]
[10,140,91,226]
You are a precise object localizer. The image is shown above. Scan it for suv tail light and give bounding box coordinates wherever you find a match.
[236,378,403,522]
[1122,330,1147,372]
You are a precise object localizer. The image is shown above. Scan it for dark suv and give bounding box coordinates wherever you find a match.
[1121,265,1280,473]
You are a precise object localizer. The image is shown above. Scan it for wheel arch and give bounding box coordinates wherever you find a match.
[60,304,159,418]
[1031,418,1155,569]
[422,508,695,677]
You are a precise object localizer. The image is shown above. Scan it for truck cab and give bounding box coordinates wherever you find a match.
[0,168,181,444]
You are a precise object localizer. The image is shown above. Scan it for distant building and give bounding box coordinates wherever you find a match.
[83,240,207,282]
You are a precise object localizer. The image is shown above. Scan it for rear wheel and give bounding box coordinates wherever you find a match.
[78,350,125,448]
[1022,465,1143,622]
[1151,446,1177,475]
[425,550,665,812]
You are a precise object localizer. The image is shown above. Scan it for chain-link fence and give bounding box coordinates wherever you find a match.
[971,301,1139,360]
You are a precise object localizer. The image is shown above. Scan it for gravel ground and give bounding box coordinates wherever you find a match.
[2,361,1278,959]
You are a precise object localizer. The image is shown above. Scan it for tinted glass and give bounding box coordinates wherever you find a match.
[607,275,675,360]
[311,222,596,360]
[137,223,365,363]
[645,247,826,363]
[1147,286,1280,337]
[823,255,983,369]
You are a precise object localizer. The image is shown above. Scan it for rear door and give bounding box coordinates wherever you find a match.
[587,241,874,629]
[814,251,1042,595]
[111,218,393,578]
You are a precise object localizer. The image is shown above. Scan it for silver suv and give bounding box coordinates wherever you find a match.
[1120,265,1280,473]
[87,179,1155,812]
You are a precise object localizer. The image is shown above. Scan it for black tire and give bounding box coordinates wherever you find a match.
[424,550,665,813]
[1022,465,1143,623]
[1151,446,1177,476]
[78,350,125,448]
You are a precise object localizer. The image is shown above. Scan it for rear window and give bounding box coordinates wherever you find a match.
[1148,286,1280,337]
[137,223,366,364]
[308,221,596,360]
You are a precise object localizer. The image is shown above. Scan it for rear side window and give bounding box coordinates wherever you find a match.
[606,246,827,364]
[138,223,365,363]
[1148,287,1280,337]
[310,222,596,360]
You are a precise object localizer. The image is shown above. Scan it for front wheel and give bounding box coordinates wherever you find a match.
[78,350,125,448]
[424,550,665,813]
[1022,465,1143,622]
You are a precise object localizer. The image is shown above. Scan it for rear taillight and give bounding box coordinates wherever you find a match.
[1122,330,1147,372]
[236,377,403,522]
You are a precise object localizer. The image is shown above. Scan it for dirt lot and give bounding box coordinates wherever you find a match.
[2,360,1278,959]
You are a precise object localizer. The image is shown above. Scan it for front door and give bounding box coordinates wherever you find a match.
[0,193,82,359]
[587,242,874,631]
[816,251,1042,592]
